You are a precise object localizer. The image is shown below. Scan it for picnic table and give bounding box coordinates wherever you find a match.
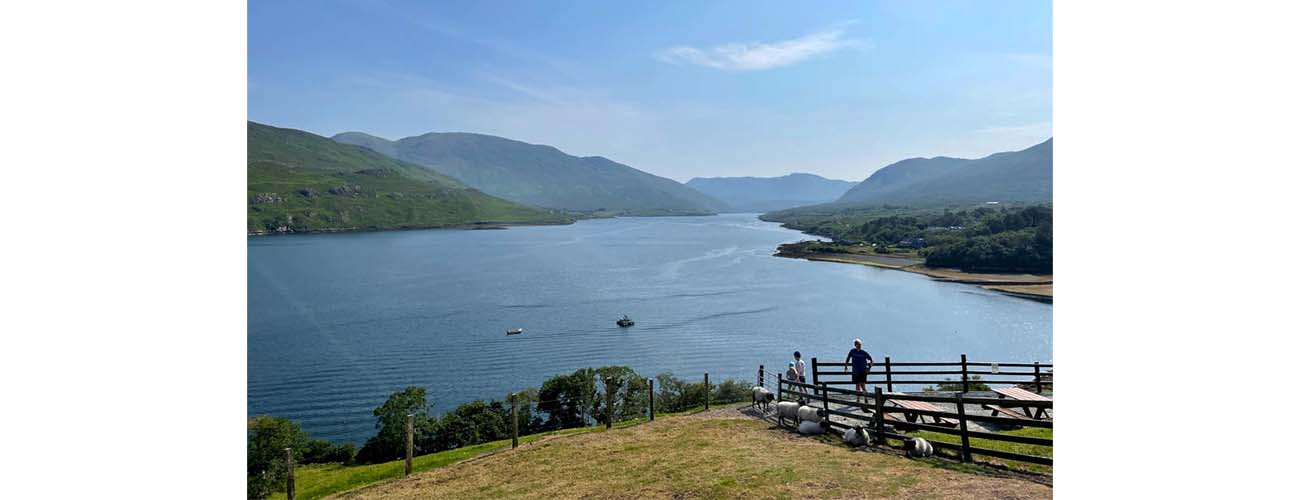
[984,387,1052,420]
[884,394,958,427]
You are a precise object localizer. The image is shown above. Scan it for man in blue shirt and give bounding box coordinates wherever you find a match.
[845,338,874,402]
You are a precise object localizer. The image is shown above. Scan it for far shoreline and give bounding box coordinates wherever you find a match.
[774,242,1053,303]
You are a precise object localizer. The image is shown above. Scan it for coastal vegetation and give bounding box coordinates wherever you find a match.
[248,366,749,499]
[765,204,1052,274]
[247,122,573,234]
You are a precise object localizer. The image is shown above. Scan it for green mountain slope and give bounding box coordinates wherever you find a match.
[836,138,1052,207]
[685,173,856,213]
[247,122,572,234]
[333,131,728,215]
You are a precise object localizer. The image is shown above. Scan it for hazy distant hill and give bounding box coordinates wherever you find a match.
[835,138,1052,207]
[334,131,727,215]
[247,122,571,234]
[685,173,856,213]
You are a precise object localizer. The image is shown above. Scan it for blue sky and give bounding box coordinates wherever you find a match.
[249,0,1051,182]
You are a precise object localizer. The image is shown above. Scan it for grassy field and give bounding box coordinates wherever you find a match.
[334,409,1050,499]
[269,409,701,500]
[912,427,1053,475]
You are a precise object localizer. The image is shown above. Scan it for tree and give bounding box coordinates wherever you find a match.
[247,416,308,499]
[538,368,599,430]
[356,386,433,463]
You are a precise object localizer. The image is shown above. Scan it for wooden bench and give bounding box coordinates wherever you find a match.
[991,387,1052,420]
[884,395,958,427]
[983,404,1035,420]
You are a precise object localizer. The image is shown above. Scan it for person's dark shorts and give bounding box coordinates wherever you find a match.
[851,371,867,384]
[798,375,806,383]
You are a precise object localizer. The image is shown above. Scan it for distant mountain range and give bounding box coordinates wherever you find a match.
[247,122,571,234]
[333,131,726,216]
[685,173,856,213]
[835,138,1053,207]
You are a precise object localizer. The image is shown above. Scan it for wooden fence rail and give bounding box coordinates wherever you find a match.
[811,355,1052,393]
[774,359,1052,468]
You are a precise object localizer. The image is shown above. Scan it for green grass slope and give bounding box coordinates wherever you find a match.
[333,131,728,215]
[248,122,573,234]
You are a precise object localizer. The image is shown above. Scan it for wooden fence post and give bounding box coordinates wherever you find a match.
[605,381,614,429]
[811,357,819,388]
[285,447,295,500]
[649,378,655,421]
[405,414,414,476]
[884,356,893,392]
[1034,362,1043,394]
[955,393,972,462]
[758,365,764,389]
[819,383,829,418]
[510,393,519,449]
[777,378,784,426]
[704,373,710,410]
[960,353,969,393]
[872,387,886,447]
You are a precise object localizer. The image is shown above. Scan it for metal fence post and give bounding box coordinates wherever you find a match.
[960,353,969,393]
[956,393,971,462]
[758,364,764,389]
[285,447,295,500]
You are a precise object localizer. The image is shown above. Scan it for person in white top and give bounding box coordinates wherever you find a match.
[793,351,807,395]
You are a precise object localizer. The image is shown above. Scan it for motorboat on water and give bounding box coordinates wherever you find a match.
[616,315,634,327]
[506,328,524,335]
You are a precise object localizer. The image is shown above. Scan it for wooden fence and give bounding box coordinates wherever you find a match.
[811,354,1053,393]
[764,356,1052,468]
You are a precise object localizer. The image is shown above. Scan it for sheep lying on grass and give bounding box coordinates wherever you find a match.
[905,437,934,458]
[797,419,829,435]
[842,426,869,446]
[751,386,774,412]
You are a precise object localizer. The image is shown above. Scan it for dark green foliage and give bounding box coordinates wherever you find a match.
[766,204,1052,273]
[302,439,356,465]
[247,416,309,499]
[334,131,727,215]
[537,368,600,430]
[252,368,752,485]
[248,121,573,233]
[925,376,993,392]
[355,386,434,464]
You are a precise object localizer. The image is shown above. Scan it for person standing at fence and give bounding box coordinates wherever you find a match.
[845,338,874,402]
[793,351,808,395]
[785,361,799,387]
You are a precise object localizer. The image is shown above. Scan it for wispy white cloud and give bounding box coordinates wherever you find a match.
[655,24,863,71]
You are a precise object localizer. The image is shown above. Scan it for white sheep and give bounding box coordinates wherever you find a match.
[906,437,934,458]
[796,405,825,423]
[751,386,774,411]
[797,419,829,435]
[842,426,869,446]
[775,401,801,422]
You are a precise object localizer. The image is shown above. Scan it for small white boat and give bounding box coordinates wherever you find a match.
[506,328,524,335]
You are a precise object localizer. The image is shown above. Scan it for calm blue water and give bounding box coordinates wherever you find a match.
[248,214,1052,444]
